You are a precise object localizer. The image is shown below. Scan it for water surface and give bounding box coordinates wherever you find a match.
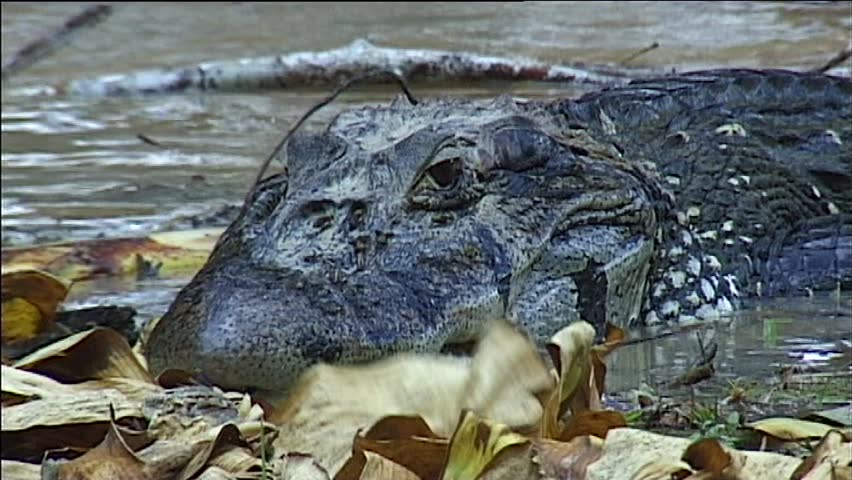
[2,1,850,395]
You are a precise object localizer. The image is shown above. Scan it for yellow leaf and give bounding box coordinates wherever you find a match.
[441,410,529,480]
[1,269,69,343]
[540,321,597,438]
[1,298,43,343]
[747,418,837,441]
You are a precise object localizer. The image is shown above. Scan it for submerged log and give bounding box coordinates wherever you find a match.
[58,39,652,97]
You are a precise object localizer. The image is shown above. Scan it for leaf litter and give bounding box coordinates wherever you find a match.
[1,310,847,480]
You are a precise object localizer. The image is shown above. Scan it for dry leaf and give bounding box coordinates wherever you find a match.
[195,466,236,480]
[746,418,837,442]
[177,423,249,480]
[1,269,69,343]
[359,451,421,480]
[0,460,41,480]
[1,228,223,282]
[2,387,146,461]
[278,453,332,480]
[541,321,597,438]
[681,438,731,474]
[559,410,627,441]
[40,411,154,480]
[441,410,529,480]
[13,327,154,384]
[1,364,70,405]
[792,430,852,480]
[135,440,203,480]
[586,428,801,480]
[271,319,551,474]
[532,436,604,480]
[336,416,448,480]
[589,323,627,398]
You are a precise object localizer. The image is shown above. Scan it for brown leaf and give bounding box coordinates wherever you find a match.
[364,415,441,441]
[585,428,801,480]
[681,438,731,474]
[135,440,203,480]
[559,410,627,442]
[791,430,852,480]
[1,228,223,281]
[1,269,69,343]
[336,419,448,480]
[532,436,604,480]
[2,386,149,462]
[41,411,154,480]
[177,423,249,480]
[359,451,421,480]
[13,327,153,384]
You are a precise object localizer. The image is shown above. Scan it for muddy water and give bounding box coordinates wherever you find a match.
[2,2,850,393]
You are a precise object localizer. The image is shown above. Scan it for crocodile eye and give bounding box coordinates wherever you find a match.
[425,158,463,189]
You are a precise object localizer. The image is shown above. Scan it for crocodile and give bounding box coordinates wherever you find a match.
[146,69,852,393]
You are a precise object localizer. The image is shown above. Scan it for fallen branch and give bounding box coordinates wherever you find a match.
[1,5,112,79]
[56,38,653,97]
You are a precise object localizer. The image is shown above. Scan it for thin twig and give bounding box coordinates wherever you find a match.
[2,4,112,79]
[619,42,660,66]
[136,133,165,148]
[811,44,852,74]
[251,71,418,188]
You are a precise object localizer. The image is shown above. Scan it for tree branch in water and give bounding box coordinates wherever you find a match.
[57,39,653,97]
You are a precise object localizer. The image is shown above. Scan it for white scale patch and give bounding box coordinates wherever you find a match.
[660,300,680,317]
[716,296,733,313]
[703,255,721,271]
[700,278,715,301]
[686,256,701,277]
[685,291,701,306]
[695,304,719,321]
[667,270,686,289]
[723,274,740,297]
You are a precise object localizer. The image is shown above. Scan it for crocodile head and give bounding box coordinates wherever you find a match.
[146,95,667,392]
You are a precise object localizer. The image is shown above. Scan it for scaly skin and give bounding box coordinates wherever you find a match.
[146,69,851,393]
